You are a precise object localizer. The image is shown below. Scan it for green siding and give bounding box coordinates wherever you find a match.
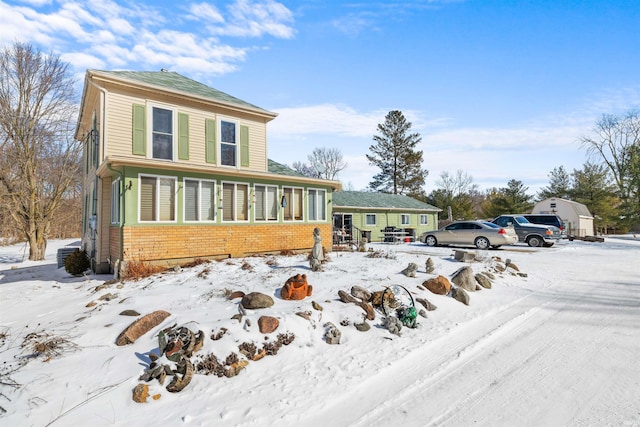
[205,118,216,164]
[178,112,189,160]
[132,104,146,156]
[240,125,249,167]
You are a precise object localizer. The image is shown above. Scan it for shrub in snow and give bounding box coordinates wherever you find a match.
[63,249,90,276]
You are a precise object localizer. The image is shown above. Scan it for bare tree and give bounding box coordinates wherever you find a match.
[308,147,346,180]
[0,42,80,260]
[580,110,639,203]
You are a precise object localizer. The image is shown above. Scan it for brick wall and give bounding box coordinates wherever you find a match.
[119,223,332,265]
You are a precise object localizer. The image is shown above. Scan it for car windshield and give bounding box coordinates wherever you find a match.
[513,216,530,224]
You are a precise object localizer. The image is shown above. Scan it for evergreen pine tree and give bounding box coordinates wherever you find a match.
[366,110,428,196]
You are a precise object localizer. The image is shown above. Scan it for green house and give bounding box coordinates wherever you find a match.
[331,191,441,243]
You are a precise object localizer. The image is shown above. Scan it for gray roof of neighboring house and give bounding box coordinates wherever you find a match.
[267,159,304,177]
[91,70,275,117]
[332,191,441,211]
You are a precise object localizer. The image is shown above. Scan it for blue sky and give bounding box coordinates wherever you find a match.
[1,0,639,194]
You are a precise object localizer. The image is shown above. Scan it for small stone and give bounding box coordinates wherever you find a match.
[258,316,279,334]
[416,297,437,311]
[241,292,274,309]
[86,301,97,307]
[418,309,428,318]
[312,301,323,311]
[338,290,358,304]
[152,394,161,400]
[475,273,492,289]
[229,291,245,300]
[98,293,118,301]
[120,310,141,316]
[350,286,372,301]
[231,314,243,322]
[296,311,312,320]
[354,321,370,332]
[356,301,375,320]
[226,360,249,377]
[451,287,470,306]
[132,383,149,403]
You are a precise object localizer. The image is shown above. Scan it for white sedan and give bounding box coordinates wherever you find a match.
[419,220,519,249]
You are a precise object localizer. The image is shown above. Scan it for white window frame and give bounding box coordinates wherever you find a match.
[219,117,239,168]
[365,213,376,226]
[111,178,120,224]
[307,188,326,222]
[147,103,176,161]
[221,181,249,222]
[282,186,304,222]
[254,184,279,222]
[400,214,410,225]
[184,178,216,222]
[420,214,428,225]
[138,174,177,223]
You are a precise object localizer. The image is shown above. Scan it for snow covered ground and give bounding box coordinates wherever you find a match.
[0,236,639,427]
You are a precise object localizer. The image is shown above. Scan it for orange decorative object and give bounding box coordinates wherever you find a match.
[281,274,313,300]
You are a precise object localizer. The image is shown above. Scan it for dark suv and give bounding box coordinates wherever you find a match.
[523,214,566,237]
[491,215,563,247]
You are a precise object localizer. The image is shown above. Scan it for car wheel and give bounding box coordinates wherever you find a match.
[475,237,490,249]
[425,235,437,247]
[527,236,542,247]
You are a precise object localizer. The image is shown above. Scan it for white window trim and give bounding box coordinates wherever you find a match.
[307,188,326,222]
[253,184,279,222]
[147,103,176,162]
[183,178,216,223]
[218,116,239,168]
[111,178,120,224]
[221,181,250,223]
[138,174,177,223]
[400,213,410,225]
[365,213,377,226]
[282,186,304,222]
[420,214,428,225]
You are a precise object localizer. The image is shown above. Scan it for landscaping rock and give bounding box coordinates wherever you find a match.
[422,275,451,295]
[451,266,478,292]
[350,286,372,301]
[425,257,435,274]
[355,321,370,332]
[228,291,245,300]
[119,310,140,316]
[401,262,419,277]
[324,322,341,344]
[312,301,323,311]
[132,383,149,403]
[241,292,274,309]
[475,273,492,289]
[166,356,194,393]
[416,297,437,311]
[451,287,470,305]
[258,316,279,334]
[116,310,171,346]
[338,289,358,304]
[356,300,375,321]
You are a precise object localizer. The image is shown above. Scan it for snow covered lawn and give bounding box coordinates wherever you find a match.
[1,236,639,426]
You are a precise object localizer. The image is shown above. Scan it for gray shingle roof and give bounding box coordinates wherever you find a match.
[267,159,304,177]
[332,191,441,211]
[92,70,275,116]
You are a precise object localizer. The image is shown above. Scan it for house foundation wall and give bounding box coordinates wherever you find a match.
[117,223,332,266]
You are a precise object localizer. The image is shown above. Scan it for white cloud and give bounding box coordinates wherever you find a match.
[187,2,225,23]
[210,0,295,38]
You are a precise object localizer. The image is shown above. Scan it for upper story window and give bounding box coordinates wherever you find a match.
[184,179,215,222]
[308,189,326,221]
[282,186,303,221]
[139,174,176,222]
[400,214,410,225]
[152,106,173,160]
[255,185,278,221]
[220,120,237,166]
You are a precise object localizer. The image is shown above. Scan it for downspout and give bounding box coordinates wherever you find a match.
[107,163,125,274]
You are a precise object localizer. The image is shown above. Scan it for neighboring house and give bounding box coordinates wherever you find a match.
[75,70,340,274]
[532,198,594,237]
[332,191,441,243]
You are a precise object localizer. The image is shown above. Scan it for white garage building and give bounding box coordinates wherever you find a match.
[532,198,594,237]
